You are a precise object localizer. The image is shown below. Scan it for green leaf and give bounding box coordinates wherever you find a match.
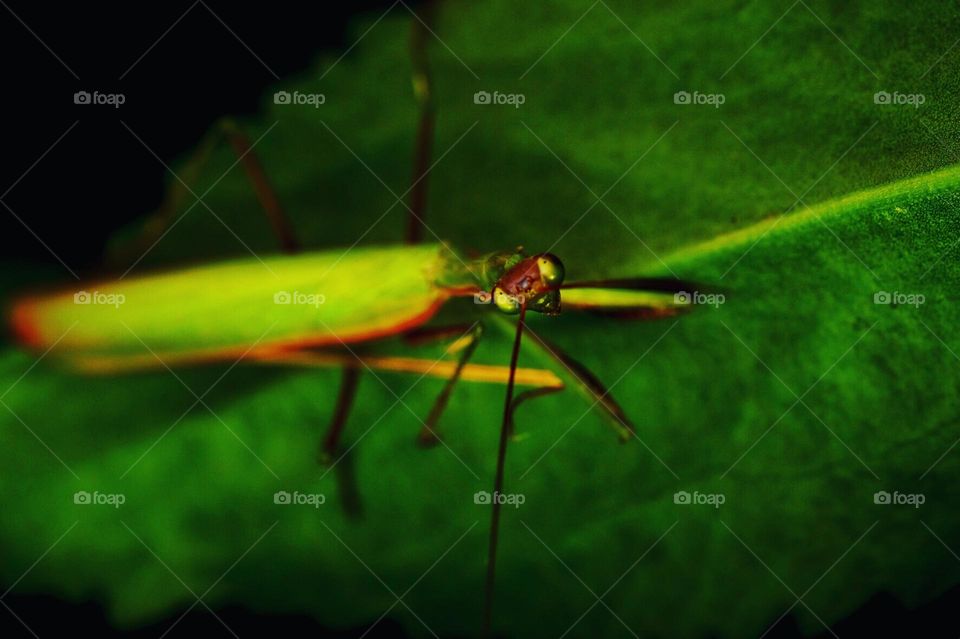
[4,1,960,638]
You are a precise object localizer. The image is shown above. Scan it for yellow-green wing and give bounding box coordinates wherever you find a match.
[11,244,448,371]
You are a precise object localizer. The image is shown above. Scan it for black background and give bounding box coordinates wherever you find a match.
[1,1,408,273]
[0,1,954,636]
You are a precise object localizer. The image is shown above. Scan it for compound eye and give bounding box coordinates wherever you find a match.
[537,254,565,287]
[493,286,521,314]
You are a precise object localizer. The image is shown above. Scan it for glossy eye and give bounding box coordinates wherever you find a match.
[537,254,565,287]
[493,286,521,314]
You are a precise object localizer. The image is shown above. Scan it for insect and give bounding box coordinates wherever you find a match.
[7,7,702,637]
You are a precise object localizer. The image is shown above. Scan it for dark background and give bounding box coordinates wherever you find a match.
[0,1,410,274]
[0,1,953,636]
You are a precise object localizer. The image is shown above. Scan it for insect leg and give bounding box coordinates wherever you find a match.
[210,123,376,516]
[416,322,483,447]
[521,323,636,442]
[219,119,299,253]
[319,365,362,464]
[404,0,437,244]
[319,365,364,519]
[245,348,563,389]
[485,314,635,441]
[402,322,476,346]
[109,118,299,267]
[505,385,565,439]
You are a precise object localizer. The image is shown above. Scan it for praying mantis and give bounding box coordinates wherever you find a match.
[8,5,705,637]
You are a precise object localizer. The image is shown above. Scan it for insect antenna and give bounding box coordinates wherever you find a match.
[483,302,527,637]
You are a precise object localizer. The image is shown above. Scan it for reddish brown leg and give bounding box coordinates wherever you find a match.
[404,0,437,244]
[319,364,364,519]
[521,325,636,441]
[219,119,299,254]
[110,117,300,267]
[319,366,362,464]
